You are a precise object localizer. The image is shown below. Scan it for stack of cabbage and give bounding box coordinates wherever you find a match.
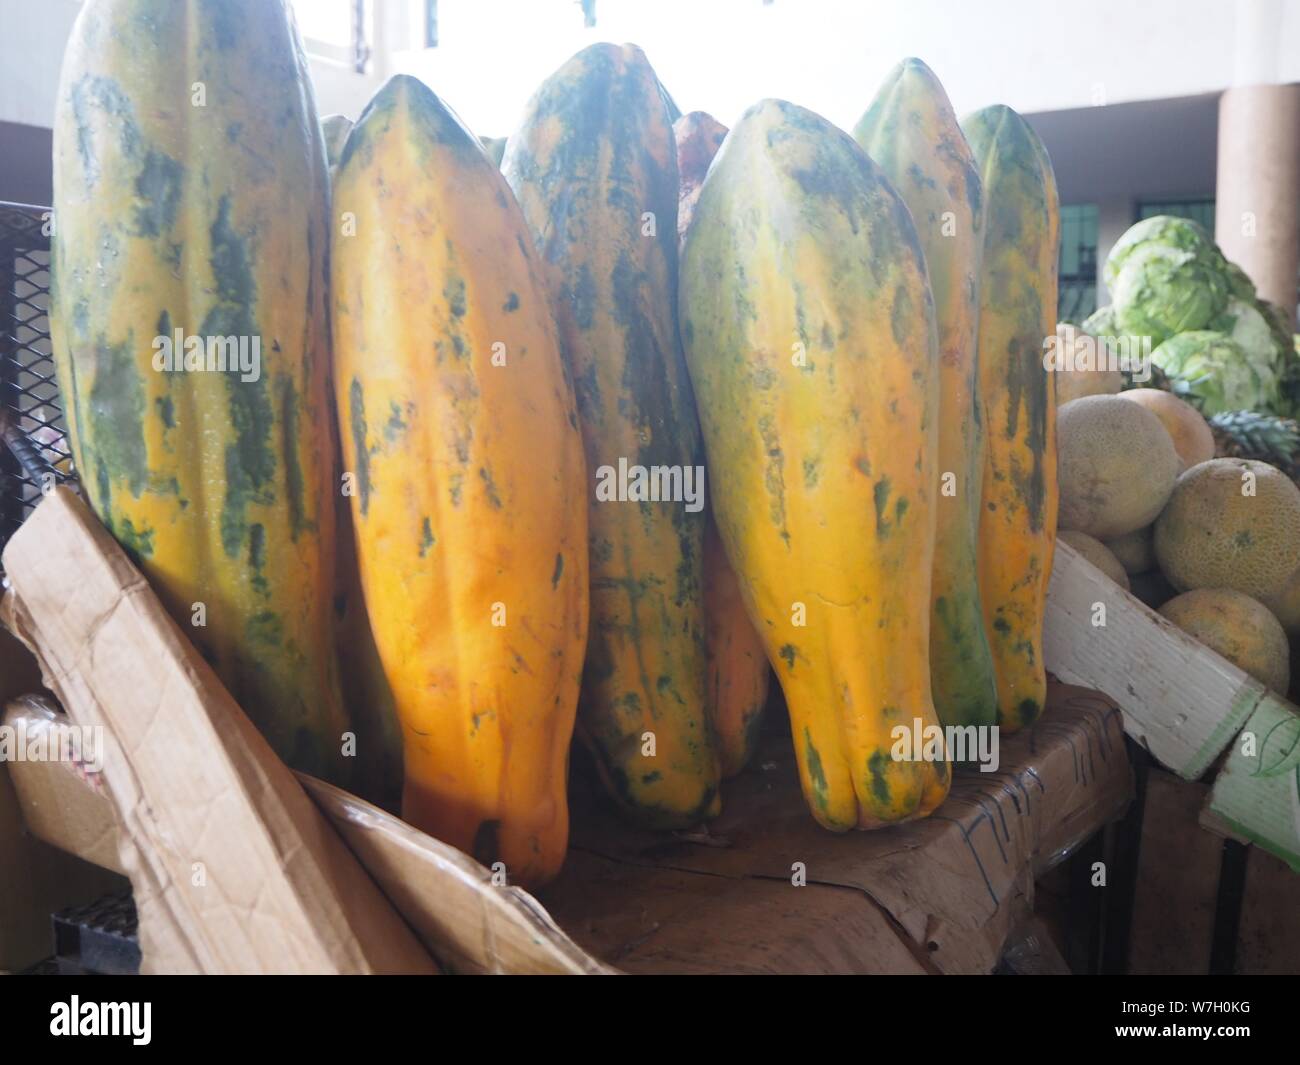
[1084,216,1299,417]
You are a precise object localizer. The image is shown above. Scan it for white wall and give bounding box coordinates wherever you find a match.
[0,0,83,128]
[395,0,1300,138]
[0,0,385,129]
[8,1,1300,134]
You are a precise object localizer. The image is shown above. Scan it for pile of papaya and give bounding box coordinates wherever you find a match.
[49,0,1057,888]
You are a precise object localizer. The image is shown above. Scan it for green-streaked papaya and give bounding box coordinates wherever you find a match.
[50,0,350,784]
[963,104,1061,732]
[674,110,770,778]
[680,98,949,830]
[854,58,997,732]
[503,43,719,827]
[321,114,353,172]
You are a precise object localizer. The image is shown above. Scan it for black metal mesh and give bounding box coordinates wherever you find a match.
[0,201,78,553]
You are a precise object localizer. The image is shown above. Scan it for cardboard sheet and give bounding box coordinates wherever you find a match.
[1,487,436,974]
[540,683,1134,974]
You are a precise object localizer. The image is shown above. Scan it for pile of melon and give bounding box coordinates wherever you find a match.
[1054,350,1300,698]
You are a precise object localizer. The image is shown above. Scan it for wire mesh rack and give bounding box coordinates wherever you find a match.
[0,201,79,555]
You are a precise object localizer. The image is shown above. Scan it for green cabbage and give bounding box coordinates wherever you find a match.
[1150,330,1265,414]
[1210,298,1283,410]
[1223,260,1257,301]
[1104,215,1220,289]
[1111,243,1228,347]
[1082,305,1116,337]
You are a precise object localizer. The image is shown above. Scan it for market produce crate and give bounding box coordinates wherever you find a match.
[1046,538,1300,871]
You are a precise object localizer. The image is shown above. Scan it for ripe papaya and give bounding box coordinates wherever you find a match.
[332,75,588,886]
[673,111,769,778]
[963,105,1061,731]
[504,44,719,827]
[853,58,997,731]
[680,98,949,830]
[674,112,728,246]
[321,114,353,172]
[50,0,350,784]
[321,110,400,813]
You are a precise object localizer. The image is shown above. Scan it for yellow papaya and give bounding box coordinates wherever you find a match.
[963,105,1061,731]
[504,44,719,827]
[673,110,770,778]
[854,58,997,731]
[332,75,588,886]
[680,98,949,830]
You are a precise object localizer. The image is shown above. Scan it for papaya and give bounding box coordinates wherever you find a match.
[963,105,1061,731]
[680,98,949,830]
[701,521,770,776]
[321,114,353,172]
[853,58,997,731]
[321,110,400,813]
[504,43,719,827]
[674,112,728,246]
[50,0,350,784]
[332,75,588,886]
[672,111,769,778]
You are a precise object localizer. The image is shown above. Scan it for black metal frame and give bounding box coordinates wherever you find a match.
[0,201,76,555]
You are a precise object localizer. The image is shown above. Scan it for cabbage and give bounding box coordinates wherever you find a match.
[1082,305,1117,337]
[1210,298,1283,410]
[1150,330,1265,414]
[1111,243,1228,347]
[1257,298,1295,361]
[1223,260,1256,301]
[1104,215,1220,289]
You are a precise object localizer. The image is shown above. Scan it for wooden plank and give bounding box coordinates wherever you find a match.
[1126,770,1223,974]
[1045,539,1262,778]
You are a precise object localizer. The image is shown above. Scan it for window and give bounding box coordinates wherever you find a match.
[292,0,370,72]
[1058,204,1098,323]
[1136,198,1215,231]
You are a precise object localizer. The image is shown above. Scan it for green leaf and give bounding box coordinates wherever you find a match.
[1253,713,1300,778]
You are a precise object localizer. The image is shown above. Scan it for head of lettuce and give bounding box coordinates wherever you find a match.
[1150,330,1267,414]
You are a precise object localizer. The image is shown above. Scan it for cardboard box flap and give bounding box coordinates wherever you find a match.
[1,487,436,974]
[297,774,613,974]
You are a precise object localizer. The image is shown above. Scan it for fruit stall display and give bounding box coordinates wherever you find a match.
[2,0,1297,971]
[28,0,1071,895]
[1052,217,1300,703]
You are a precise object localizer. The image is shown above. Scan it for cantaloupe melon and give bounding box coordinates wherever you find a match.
[1158,588,1290,693]
[1154,458,1300,599]
[1262,566,1300,636]
[1104,525,1155,575]
[1057,394,1180,538]
[1118,388,1215,472]
[1053,323,1124,405]
[1059,530,1131,590]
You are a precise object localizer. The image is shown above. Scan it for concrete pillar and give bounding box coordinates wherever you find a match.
[1215,84,1300,324]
